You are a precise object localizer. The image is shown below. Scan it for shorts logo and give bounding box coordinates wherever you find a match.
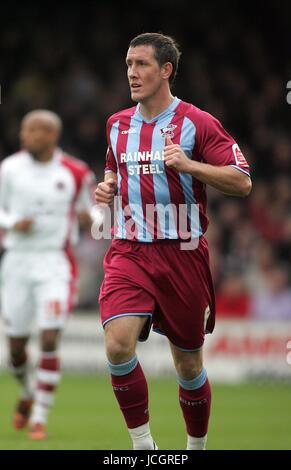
[160,124,177,139]
[46,300,62,317]
[232,143,247,166]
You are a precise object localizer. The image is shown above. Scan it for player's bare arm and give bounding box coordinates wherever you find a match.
[95,171,117,206]
[164,137,252,197]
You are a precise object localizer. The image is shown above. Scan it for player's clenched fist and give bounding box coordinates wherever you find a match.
[95,178,117,206]
[164,137,192,173]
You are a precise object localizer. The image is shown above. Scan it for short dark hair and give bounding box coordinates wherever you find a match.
[129,32,181,85]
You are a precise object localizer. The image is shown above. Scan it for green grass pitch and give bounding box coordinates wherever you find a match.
[0,373,290,450]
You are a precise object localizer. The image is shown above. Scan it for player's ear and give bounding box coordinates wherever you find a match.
[161,62,173,81]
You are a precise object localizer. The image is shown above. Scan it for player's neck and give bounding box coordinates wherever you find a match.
[30,148,55,163]
[139,91,175,121]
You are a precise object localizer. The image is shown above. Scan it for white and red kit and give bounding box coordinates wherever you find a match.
[0,148,95,336]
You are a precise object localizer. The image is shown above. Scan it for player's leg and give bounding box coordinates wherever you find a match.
[105,315,156,450]
[100,241,157,448]
[169,343,211,450]
[1,252,34,429]
[29,252,70,439]
[9,336,32,399]
[28,328,62,439]
[151,239,214,449]
[8,336,34,429]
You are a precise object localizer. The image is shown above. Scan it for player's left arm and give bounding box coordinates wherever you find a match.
[164,139,251,197]
[164,112,252,197]
[76,169,97,228]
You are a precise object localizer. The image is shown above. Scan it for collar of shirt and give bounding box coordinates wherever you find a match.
[135,96,180,124]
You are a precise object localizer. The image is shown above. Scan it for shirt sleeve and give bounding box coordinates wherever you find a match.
[76,169,96,212]
[104,119,117,174]
[197,111,250,176]
[0,162,19,230]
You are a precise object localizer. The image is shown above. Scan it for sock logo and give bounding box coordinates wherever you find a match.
[180,397,208,407]
[113,386,129,392]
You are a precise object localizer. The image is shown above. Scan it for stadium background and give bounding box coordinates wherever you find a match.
[0,0,290,450]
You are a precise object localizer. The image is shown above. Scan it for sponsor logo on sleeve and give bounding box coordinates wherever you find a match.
[232,143,247,166]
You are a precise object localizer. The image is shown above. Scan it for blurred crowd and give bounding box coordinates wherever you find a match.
[0,1,290,319]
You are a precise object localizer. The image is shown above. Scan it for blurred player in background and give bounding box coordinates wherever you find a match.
[95,33,252,450]
[0,110,95,440]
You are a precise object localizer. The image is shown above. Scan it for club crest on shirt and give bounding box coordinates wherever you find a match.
[160,124,177,139]
[56,181,66,190]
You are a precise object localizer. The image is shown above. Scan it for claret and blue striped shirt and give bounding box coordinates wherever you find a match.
[105,97,250,242]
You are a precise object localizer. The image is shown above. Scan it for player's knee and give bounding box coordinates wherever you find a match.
[10,349,26,367]
[41,330,60,352]
[175,358,203,380]
[106,336,135,364]
[42,339,58,352]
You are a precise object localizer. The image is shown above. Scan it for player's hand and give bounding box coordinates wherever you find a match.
[164,137,192,173]
[95,178,117,206]
[13,218,34,232]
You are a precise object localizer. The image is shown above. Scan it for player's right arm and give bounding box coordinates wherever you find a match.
[95,171,117,206]
[95,118,118,206]
[0,161,33,232]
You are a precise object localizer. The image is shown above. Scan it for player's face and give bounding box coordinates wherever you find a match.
[20,118,59,155]
[126,45,165,103]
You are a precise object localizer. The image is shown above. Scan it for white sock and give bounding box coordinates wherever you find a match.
[187,434,207,450]
[30,353,60,425]
[30,389,55,424]
[128,422,156,450]
[30,403,49,424]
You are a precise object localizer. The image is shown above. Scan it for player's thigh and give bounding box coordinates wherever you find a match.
[0,253,34,337]
[105,315,149,358]
[169,341,203,380]
[32,252,72,331]
[100,279,155,344]
[34,279,70,331]
[153,239,215,350]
